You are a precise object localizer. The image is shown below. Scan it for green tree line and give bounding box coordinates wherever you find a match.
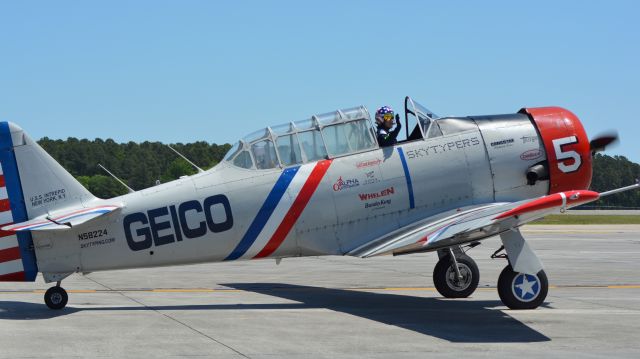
[36,138,640,207]
[589,154,640,209]
[38,137,231,198]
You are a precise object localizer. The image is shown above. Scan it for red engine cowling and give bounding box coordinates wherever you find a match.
[520,107,592,194]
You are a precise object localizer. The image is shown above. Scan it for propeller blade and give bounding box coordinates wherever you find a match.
[590,131,618,154]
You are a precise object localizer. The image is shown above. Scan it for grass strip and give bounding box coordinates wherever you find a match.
[531,215,640,225]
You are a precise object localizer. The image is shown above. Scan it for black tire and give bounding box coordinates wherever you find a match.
[433,254,480,298]
[44,286,68,310]
[497,265,548,310]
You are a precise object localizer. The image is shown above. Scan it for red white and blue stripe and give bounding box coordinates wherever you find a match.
[225,160,332,260]
[0,122,37,281]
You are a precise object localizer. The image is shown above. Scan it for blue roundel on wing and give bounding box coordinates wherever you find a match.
[513,273,540,302]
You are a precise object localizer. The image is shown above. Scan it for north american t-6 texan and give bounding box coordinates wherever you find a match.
[0,96,636,310]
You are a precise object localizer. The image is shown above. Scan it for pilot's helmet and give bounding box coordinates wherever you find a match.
[375,106,394,125]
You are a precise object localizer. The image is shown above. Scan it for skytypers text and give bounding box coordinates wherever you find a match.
[405,136,480,159]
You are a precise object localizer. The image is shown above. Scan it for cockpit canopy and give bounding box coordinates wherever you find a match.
[224,98,479,170]
[224,106,377,170]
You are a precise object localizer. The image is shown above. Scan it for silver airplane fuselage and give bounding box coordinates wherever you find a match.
[34,114,549,275]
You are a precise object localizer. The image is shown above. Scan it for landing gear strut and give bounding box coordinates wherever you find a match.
[44,281,68,310]
[433,247,480,298]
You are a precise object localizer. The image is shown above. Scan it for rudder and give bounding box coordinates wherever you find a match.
[0,122,37,281]
[0,121,97,281]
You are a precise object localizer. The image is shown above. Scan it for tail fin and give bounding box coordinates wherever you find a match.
[0,121,96,281]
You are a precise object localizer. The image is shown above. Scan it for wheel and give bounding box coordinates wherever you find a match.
[497,265,548,310]
[44,286,68,310]
[433,254,479,298]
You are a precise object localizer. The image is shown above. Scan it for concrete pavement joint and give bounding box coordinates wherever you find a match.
[83,276,252,359]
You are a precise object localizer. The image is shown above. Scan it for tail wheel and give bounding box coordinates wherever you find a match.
[433,254,479,298]
[497,265,548,310]
[44,286,68,310]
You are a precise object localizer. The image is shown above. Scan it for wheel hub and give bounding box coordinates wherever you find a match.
[511,273,540,302]
[50,292,63,305]
[445,263,472,291]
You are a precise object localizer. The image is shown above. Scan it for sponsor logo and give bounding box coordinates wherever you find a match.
[358,186,395,201]
[362,170,380,185]
[490,138,515,148]
[406,136,481,159]
[521,135,538,143]
[356,158,382,168]
[123,194,233,251]
[520,149,544,161]
[365,199,391,209]
[333,176,359,191]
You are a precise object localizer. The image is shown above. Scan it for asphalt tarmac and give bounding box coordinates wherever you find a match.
[1,225,639,358]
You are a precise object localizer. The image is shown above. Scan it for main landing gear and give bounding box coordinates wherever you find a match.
[433,241,548,310]
[44,282,68,310]
[492,245,548,310]
[497,264,548,310]
[433,245,480,298]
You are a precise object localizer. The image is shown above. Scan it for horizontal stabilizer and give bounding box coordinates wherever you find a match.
[1,204,121,232]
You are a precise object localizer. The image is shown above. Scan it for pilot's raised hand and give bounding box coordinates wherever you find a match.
[395,114,401,128]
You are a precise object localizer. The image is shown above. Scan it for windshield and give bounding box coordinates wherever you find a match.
[404,96,440,141]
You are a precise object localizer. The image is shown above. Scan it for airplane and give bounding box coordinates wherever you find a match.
[0,96,636,310]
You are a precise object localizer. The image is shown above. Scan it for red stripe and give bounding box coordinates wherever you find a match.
[0,222,15,238]
[0,175,5,187]
[0,246,21,262]
[254,160,332,259]
[0,198,10,212]
[0,271,25,282]
[494,190,599,220]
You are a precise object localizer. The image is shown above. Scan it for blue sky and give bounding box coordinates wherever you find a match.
[1,1,639,161]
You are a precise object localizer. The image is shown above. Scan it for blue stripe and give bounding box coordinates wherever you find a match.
[397,147,415,209]
[225,166,300,260]
[0,122,38,280]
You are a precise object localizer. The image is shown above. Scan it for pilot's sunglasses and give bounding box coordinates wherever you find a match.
[383,113,394,121]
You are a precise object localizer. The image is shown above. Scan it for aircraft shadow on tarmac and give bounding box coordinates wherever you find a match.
[0,283,550,343]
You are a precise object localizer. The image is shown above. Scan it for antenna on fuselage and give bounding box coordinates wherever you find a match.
[167,145,204,173]
[98,164,135,193]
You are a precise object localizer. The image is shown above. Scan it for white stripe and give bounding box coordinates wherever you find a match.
[0,259,23,275]
[0,164,4,175]
[0,187,7,200]
[560,192,567,210]
[0,210,13,225]
[240,163,315,259]
[0,235,19,251]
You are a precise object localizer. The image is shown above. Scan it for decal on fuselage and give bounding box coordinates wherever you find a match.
[490,138,515,148]
[405,136,480,159]
[552,136,582,173]
[520,149,544,161]
[123,194,233,251]
[30,189,66,208]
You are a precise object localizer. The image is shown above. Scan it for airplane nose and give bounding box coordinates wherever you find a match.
[520,107,593,193]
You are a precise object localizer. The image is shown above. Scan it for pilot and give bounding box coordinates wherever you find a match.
[375,106,401,147]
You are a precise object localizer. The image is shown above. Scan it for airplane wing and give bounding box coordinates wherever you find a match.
[349,184,639,258]
[1,204,122,232]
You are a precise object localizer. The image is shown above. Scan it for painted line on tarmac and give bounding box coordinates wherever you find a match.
[2,285,640,294]
[521,229,637,234]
